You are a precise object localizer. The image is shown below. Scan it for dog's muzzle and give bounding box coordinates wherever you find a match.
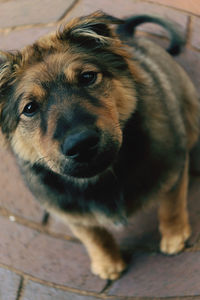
[59,128,120,178]
[62,129,100,162]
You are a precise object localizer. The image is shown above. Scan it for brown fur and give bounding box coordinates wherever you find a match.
[0,11,199,280]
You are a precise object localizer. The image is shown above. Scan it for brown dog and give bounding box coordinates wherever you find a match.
[0,11,199,280]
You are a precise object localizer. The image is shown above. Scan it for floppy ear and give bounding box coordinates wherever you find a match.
[0,52,22,145]
[0,51,19,94]
[0,51,21,125]
[58,11,124,47]
[0,52,12,143]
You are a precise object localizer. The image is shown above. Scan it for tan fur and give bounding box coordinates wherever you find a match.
[0,12,199,281]
[69,224,126,280]
[159,155,190,254]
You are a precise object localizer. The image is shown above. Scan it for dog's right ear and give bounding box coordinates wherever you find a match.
[0,51,16,93]
[58,11,124,48]
[0,51,21,143]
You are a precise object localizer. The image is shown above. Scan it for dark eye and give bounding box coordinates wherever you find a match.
[79,72,97,86]
[22,102,39,117]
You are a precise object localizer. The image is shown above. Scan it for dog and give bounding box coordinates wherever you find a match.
[0,11,199,280]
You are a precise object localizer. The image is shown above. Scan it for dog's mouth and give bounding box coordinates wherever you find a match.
[41,128,122,178]
[61,145,119,178]
[47,131,120,178]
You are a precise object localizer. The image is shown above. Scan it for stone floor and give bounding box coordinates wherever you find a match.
[0,0,200,299]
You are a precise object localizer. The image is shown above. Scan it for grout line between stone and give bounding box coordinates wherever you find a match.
[0,0,199,34]
[0,207,80,244]
[186,42,200,53]
[0,12,200,56]
[58,0,81,22]
[1,205,200,252]
[0,262,200,299]
[0,0,80,34]
[0,262,109,299]
[0,22,58,34]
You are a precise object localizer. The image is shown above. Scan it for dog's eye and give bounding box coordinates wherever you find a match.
[79,72,97,86]
[22,102,39,117]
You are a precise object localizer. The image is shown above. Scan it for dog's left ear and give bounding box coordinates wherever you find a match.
[58,11,124,47]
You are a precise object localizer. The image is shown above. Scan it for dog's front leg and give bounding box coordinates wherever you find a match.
[159,155,191,255]
[69,224,126,280]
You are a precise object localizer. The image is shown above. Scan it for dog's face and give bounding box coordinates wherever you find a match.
[0,12,140,178]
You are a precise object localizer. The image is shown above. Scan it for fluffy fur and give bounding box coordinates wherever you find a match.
[0,11,199,280]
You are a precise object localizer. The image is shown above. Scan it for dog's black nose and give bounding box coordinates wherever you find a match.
[62,130,100,162]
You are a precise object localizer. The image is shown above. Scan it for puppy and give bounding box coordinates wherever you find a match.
[0,11,199,280]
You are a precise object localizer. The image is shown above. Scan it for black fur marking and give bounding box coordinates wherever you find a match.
[31,162,125,219]
[53,107,97,141]
[39,78,101,136]
[53,115,70,140]
[40,111,48,135]
[1,88,21,137]
[28,106,185,220]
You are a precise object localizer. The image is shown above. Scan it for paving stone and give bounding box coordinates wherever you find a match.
[0,267,21,300]
[0,26,56,50]
[0,147,44,223]
[0,0,76,28]
[153,0,200,16]
[47,215,74,237]
[22,280,111,300]
[65,0,188,37]
[108,251,200,298]
[0,215,106,292]
[191,16,200,50]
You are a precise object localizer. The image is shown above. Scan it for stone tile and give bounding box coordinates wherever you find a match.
[0,215,106,292]
[110,203,160,254]
[0,147,44,223]
[0,0,76,28]
[0,267,21,300]
[47,215,74,237]
[191,16,200,50]
[65,0,188,37]
[108,251,200,297]
[153,0,200,16]
[0,26,56,51]
[23,280,111,300]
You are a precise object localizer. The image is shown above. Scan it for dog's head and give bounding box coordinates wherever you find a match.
[0,11,141,178]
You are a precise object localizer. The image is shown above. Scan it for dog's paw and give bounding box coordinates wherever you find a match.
[160,226,191,255]
[91,257,126,280]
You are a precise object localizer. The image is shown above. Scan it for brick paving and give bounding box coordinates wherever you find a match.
[0,0,200,299]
